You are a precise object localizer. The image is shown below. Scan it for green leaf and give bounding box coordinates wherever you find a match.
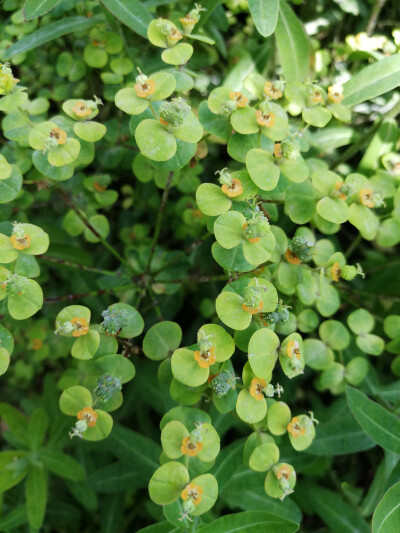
[246,149,280,191]
[216,291,252,331]
[161,420,188,459]
[59,385,93,415]
[4,16,105,59]
[40,450,85,480]
[26,465,47,530]
[161,43,193,66]
[214,211,245,249]
[248,0,279,37]
[304,486,369,533]
[8,279,43,320]
[196,183,232,216]
[372,481,400,533]
[249,442,280,472]
[236,389,267,424]
[71,329,100,360]
[99,0,153,39]
[23,0,61,20]
[346,387,400,454]
[275,1,310,82]
[191,473,218,516]
[0,164,22,204]
[0,403,30,445]
[29,408,49,451]
[197,510,299,533]
[143,321,182,361]
[108,303,144,338]
[82,410,113,441]
[136,119,177,162]
[148,461,189,506]
[343,55,400,107]
[74,121,107,143]
[306,412,375,455]
[171,348,209,386]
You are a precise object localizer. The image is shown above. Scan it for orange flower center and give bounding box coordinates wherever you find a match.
[229,91,247,107]
[94,181,107,192]
[71,317,89,337]
[77,406,97,427]
[255,110,275,127]
[285,248,301,265]
[359,188,374,208]
[10,233,31,251]
[221,178,243,198]
[274,143,283,158]
[331,262,341,282]
[72,101,92,118]
[50,127,67,145]
[264,82,282,100]
[134,79,156,98]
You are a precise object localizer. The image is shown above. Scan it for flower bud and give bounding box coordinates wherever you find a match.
[281,138,300,161]
[94,374,122,402]
[210,370,237,397]
[159,97,191,128]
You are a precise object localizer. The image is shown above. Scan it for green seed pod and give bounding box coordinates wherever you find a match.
[267,401,292,436]
[210,370,237,397]
[290,236,314,262]
[94,374,122,402]
[159,97,191,128]
[243,285,264,310]
[101,308,129,336]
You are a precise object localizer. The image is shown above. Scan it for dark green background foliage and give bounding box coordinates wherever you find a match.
[0,0,400,532]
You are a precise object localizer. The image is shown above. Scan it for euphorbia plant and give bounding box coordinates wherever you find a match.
[1,0,400,532]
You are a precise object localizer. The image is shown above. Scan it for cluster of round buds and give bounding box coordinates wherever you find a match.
[179,483,203,521]
[280,138,300,161]
[285,236,314,264]
[44,126,67,152]
[0,63,19,95]
[55,317,89,337]
[94,374,122,403]
[359,188,384,208]
[101,308,128,336]
[134,70,156,98]
[331,262,364,282]
[264,80,284,100]
[10,222,31,251]
[334,181,353,200]
[159,97,191,129]
[250,378,283,400]
[209,370,239,397]
[72,95,102,118]
[327,84,344,104]
[1,273,28,295]
[194,330,216,368]
[307,83,325,105]
[242,281,266,314]
[181,422,204,457]
[69,407,98,439]
[216,168,243,198]
[262,300,290,326]
[156,19,183,46]
[255,101,275,128]
[242,211,270,243]
[179,4,206,33]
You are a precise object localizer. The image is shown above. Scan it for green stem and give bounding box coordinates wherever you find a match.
[149,102,157,119]
[39,255,130,279]
[57,188,135,274]
[44,283,138,303]
[345,234,362,259]
[329,119,382,170]
[146,171,174,271]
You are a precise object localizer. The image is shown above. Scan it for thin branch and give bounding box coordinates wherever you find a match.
[44,283,138,303]
[366,0,387,36]
[146,171,174,271]
[39,255,129,279]
[56,188,134,274]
